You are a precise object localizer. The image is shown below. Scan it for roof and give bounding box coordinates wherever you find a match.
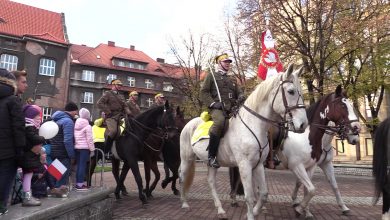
[0,0,68,45]
[71,43,178,77]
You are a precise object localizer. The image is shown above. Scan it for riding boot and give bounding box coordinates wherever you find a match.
[207,133,221,168]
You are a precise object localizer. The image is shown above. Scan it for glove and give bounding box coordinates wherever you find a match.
[237,95,246,105]
[209,102,224,110]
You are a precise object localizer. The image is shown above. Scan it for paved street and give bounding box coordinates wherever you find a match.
[97,162,382,220]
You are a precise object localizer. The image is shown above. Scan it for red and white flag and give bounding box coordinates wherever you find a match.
[257,29,284,80]
[47,159,67,180]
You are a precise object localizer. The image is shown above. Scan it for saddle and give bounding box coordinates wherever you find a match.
[191,112,229,146]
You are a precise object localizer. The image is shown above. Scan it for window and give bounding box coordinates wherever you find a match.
[163,82,173,92]
[146,98,154,107]
[128,77,135,87]
[39,58,56,76]
[106,74,117,83]
[365,138,373,156]
[0,54,18,71]
[82,70,95,82]
[41,107,52,120]
[82,92,94,103]
[145,79,154,89]
[335,139,347,156]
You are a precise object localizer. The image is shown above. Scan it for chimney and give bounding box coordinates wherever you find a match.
[108,41,115,47]
[156,58,165,63]
[130,45,135,50]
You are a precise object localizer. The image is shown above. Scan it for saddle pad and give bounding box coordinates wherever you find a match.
[191,121,213,146]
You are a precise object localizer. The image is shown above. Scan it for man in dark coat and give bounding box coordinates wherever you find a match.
[200,54,245,168]
[0,68,25,215]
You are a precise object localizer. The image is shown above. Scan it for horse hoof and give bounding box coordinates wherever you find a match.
[122,191,129,196]
[161,180,168,189]
[305,216,314,220]
[342,209,350,215]
[147,194,154,199]
[115,193,121,200]
[294,205,304,217]
[217,213,228,220]
[292,203,300,208]
[231,202,239,207]
[173,189,180,196]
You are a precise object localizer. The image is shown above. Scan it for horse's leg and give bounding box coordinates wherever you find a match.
[170,166,180,196]
[383,185,390,220]
[143,157,152,198]
[88,156,97,187]
[319,160,350,214]
[291,164,315,217]
[253,164,268,216]
[291,179,302,207]
[180,159,195,209]
[120,163,130,196]
[149,160,161,198]
[301,166,316,220]
[161,161,170,188]
[238,161,255,220]
[207,167,227,219]
[127,160,147,205]
[111,158,121,199]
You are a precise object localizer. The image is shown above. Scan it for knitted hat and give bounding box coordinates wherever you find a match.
[23,104,41,119]
[79,108,90,120]
[65,102,78,112]
[0,68,17,96]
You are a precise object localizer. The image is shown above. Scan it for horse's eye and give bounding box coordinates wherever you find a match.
[288,89,295,95]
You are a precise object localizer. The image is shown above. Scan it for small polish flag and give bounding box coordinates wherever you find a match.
[47,159,67,181]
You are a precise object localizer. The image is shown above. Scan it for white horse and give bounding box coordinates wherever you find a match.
[277,85,361,219]
[179,65,308,220]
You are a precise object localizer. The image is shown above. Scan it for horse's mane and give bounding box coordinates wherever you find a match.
[306,93,335,124]
[373,117,390,203]
[136,105,164,122]
[245,74,283,109]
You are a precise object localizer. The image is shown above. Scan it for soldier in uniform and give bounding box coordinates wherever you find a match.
[200,53,245,168]
[126,91,141,117]
[97,79,131,150]
[153,93,165,107]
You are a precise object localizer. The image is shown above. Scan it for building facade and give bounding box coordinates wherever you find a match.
[0,0,70,119]
[69,42,183,119]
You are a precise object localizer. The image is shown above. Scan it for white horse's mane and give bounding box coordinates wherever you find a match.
[245,73,284,110]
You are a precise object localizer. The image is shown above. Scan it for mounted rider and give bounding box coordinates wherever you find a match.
[126,91,141,117]
[97,79,131,150]
[200,53,245,168]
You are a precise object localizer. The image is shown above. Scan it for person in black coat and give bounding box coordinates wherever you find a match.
[0,68,25,215]
[20,105,46,206]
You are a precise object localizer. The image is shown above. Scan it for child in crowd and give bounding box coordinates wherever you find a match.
[74,108,94,191]
[20,104,45,206]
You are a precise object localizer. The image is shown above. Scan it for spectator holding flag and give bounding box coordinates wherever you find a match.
[73,108,94,191]
[19,104,45,206]
[48,102,78,197]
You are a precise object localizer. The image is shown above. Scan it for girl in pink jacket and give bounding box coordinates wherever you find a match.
[74,108,94,191]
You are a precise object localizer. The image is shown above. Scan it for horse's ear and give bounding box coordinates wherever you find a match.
[286,64,294,78]
[335,85,342,97]
[294,65,304,78]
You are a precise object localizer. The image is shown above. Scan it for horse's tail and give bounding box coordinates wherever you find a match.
[372,118,390,205]
[229,167,244,195]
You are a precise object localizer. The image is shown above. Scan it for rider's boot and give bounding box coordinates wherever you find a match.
[207,133,221,168]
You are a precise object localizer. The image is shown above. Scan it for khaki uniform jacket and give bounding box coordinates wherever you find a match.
[200,70,243,111]
[97,91,130,118]
[126,100,141,117]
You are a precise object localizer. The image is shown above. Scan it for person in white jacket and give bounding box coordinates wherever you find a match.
[74,108,94,191]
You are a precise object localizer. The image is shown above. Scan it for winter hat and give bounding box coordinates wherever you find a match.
[65,102,78,112]
[79,108,90,120]
[23,104,42,119]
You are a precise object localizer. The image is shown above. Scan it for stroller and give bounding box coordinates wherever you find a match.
[11,168,23,205]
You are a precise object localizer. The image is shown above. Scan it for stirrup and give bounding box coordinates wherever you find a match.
[208,157,220,168]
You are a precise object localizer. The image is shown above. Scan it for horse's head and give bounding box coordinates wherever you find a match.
[323,85,361,144]
[158,101,178,138]
[175,106,186,132]
[269,64,308,133]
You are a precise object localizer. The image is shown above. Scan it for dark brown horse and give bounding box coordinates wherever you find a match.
[373,117,390,219]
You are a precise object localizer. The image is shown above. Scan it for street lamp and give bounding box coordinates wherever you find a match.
[33,81,41,101]
[264,11,270,26]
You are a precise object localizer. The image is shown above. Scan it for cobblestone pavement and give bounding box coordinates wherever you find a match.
[97,162,382,220]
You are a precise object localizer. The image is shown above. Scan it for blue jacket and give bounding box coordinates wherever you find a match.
[50,111,75,159]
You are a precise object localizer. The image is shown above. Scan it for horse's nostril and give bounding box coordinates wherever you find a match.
[300,123,305,129]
